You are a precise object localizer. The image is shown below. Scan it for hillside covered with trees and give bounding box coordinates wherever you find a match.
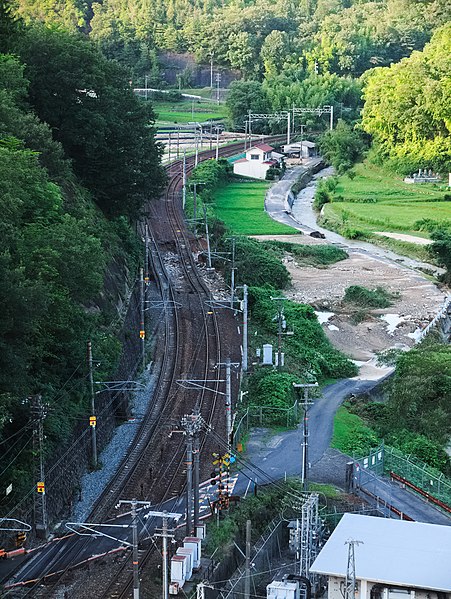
[0,3,164,509]
[2,0,450,516]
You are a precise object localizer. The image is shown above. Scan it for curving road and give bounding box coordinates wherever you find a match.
[254,162,451,526]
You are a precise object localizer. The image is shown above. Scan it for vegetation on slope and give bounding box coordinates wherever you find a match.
[0,8,164,510]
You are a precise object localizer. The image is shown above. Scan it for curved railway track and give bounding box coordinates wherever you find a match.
[5,136,285,599]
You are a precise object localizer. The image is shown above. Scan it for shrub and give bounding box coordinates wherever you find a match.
[341,227,368,240]
[344,285,397,308]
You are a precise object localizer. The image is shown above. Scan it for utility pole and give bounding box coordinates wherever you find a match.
[109,502,181,599]
[215,127,220,160]
[168,131,172,163]
[271,297,293,370]
[344,539,363,599]
[330,104,334,131]
[132,500,139,599]
[192,183,198,232]
[215,72,221,103]
[176,128,180,158]
[287,110,291,145]
[145,74,148,101]
[195,129,199,166]
[181,411,203,534]
[203,205,212,269]
[244,120,248,152]
[87,341,98,469]
[242,284,248,372]
[210,55,214,89]
[161,513,170,599]
[182,150,187,209]
[293,383,317,492]
[31,395,48,539]
[144,224,150,286]
[230,237,236,309]
[217,358,239,452]
[245,519,251,599]
[299,124,306,163]
[139,267,145,370]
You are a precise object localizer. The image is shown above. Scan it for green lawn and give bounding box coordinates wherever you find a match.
[154,99,226,124]
[325,163,451,236]
[213,180,297,235]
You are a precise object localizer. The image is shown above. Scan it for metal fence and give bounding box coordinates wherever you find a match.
[356,444,451,508]
[384,445,451,507]
[220,518,284,599]
[233,401,299,450]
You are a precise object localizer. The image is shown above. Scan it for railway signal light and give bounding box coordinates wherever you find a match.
[37,481,45,494]
[89,416,96,427]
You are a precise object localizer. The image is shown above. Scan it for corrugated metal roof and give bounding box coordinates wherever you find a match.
[310,514,451,591]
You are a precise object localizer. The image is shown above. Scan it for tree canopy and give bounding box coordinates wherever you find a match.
[361,23,451,174]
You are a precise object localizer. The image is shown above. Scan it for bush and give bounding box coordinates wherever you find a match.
[313,187,331,211]
[249,286,357,380]
[387,430,450,474]
[341,227,368,240]
[219,236,290,289]
[265,167,281,180]
[343,285,397,308]
[261,241,348,266]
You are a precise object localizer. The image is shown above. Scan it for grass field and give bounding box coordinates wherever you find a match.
[331,405,379,456]
[154,99,226,124]
[323,163,451,237]
[213,180,297,235]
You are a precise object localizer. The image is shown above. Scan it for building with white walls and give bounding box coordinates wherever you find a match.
[233,143,280,179]
[310,514,451,599]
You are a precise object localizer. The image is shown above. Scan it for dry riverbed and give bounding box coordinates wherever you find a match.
[252,233,447,373]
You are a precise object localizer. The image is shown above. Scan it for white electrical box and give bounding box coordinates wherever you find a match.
[176,546,194,580]
[183,536,202,569]
[262,344,273,365]
[267,580,300,599]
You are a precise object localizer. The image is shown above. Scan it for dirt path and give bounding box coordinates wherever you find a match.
[373,231,432,245]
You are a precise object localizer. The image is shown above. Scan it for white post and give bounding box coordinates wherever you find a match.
[287,111,291,145]
[330,105,334,130]
[182,151,186,209]
[215,127,219,160]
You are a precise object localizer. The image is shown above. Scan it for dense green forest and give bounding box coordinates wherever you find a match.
[12,0,451,81]
[0,4,164,507]
[2,0,450,512]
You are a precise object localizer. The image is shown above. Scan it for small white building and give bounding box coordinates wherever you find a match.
[310,514,451,599]
[282,140,317,159]
[233,143,279,179]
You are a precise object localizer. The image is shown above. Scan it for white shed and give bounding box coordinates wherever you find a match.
[233,143,280,179]
[310,514,451,598]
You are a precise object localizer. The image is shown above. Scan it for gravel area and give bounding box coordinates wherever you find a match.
[72,366,160,522]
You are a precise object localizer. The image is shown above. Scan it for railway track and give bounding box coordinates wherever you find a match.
[5,136,285,598]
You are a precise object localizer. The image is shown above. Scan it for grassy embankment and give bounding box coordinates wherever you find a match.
[213,179,296,235]
[319,162,451,260]
[153,98,226,125]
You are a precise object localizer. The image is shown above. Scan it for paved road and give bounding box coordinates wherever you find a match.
[255,163,451,526]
